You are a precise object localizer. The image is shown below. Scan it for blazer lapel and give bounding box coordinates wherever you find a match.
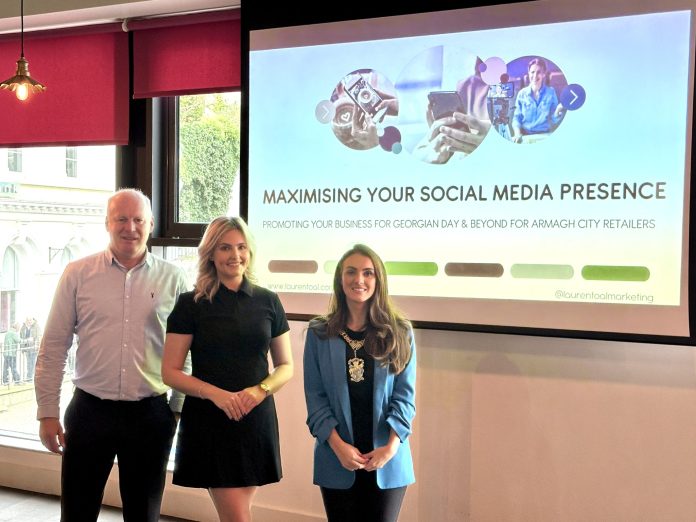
[373,360,387,417]
[329,336,353,440]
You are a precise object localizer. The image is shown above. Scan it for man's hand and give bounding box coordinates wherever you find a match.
[39,417,65,454]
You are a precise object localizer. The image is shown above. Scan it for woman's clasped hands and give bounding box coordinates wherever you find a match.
[207,384,265,421]
[331,436,399,472]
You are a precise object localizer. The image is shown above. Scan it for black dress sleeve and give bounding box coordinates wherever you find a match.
[166,291,197,334]
[269,291,290,338]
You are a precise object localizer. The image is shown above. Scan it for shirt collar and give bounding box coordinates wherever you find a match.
[239,277,254,296]
[218,276,253,296]
[105,247,151,270]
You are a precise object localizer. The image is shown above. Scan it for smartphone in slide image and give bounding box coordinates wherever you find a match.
[428,90,470,131]
[428,90,465,119]
[344,74,383,117]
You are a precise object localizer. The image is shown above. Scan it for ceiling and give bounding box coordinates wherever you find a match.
[0,0,240,34]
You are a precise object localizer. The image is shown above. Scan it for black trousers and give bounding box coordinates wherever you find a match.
[320,470,407,522]
[61,388,176,522]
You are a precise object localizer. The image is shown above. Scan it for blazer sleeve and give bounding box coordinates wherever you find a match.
[386,331,417,442]
[304,327,339,443]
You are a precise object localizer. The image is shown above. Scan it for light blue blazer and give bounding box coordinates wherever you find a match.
[303,325,416,489]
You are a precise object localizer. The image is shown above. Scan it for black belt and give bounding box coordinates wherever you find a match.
[74,387,167,404]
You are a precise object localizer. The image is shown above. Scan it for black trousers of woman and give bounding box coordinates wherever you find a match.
[320,470,407,522]
[60,388,176,522]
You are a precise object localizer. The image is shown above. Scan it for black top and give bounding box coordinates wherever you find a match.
[343,327,374,454]
[165,278,290,488]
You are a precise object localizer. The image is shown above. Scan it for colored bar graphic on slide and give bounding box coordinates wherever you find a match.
[581,266,650,281]
[271,260,650,282]
[510,264,574,280]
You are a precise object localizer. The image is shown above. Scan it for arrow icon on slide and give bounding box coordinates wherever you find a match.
[315,100,335,123]
[569,89,578,105]
[560,83,586,111]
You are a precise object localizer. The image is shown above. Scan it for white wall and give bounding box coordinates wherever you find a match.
[266,322,696,521]
[3,320,696,521]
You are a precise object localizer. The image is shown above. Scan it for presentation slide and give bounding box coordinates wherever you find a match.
[247,1,694,337]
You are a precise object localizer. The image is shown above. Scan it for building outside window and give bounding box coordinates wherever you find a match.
[0,145,114,440]
[0,92,241,454]
[65,147,78,178]
[0,248,18,332]
[7,149,21,173]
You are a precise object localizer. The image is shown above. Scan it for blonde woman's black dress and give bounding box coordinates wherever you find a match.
[165,278,289,487]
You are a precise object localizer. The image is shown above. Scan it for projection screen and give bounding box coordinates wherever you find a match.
[246,0,695,339]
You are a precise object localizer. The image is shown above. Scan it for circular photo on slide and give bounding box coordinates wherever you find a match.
[330,69,398,151]
[491,56,568,144]
[394,45,491,164]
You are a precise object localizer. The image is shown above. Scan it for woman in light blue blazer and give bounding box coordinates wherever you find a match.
[304,244,416,522]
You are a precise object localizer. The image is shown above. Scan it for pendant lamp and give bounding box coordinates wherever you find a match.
[0,0,46,101]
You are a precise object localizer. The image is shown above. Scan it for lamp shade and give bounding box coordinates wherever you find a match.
[0,55,46,99]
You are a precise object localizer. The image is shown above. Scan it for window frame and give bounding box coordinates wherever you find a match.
[149,94,242,245]
[163,96,203,240]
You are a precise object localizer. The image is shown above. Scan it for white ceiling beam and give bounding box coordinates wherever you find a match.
[0,0,240,34]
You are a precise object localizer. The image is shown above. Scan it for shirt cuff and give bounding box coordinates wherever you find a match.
[36,405,60,420]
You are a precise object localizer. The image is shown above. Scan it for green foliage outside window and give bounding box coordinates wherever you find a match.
[178,93,240,223]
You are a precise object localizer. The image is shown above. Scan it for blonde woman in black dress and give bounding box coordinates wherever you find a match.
[162,216,293,522]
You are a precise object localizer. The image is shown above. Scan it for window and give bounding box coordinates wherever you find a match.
[158,92,241,239]
[0,145,115,440]
[7,149,21,173]
[178,92,241,223]
[65,147,78,178]
[0,247,18,332]
[151,246,198,288]
[0,291,15,334]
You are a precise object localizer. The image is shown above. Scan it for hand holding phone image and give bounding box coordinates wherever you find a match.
[413,76,491,164]
[344,74,384,118]
[402,49,492,164]
[427,91,471,132]
[428,91,465,120]
[330,69,399,150]
[330,99,378,150]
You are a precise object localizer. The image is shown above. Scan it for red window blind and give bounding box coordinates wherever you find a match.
[0,25,129,146]
[132,10,241,98]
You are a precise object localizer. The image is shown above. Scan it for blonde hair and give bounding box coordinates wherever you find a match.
[312,244,412,374]
[193,216,256,302]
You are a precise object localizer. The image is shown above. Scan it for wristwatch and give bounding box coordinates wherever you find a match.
[259,382,271,396]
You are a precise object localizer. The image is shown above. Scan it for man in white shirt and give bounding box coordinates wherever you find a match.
[35,188,189,522]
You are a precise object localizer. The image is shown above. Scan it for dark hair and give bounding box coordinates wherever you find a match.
[528,57,548,73]
[311,244,412,373]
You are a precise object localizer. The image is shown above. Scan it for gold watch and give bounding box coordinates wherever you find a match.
[259,382,271,396]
